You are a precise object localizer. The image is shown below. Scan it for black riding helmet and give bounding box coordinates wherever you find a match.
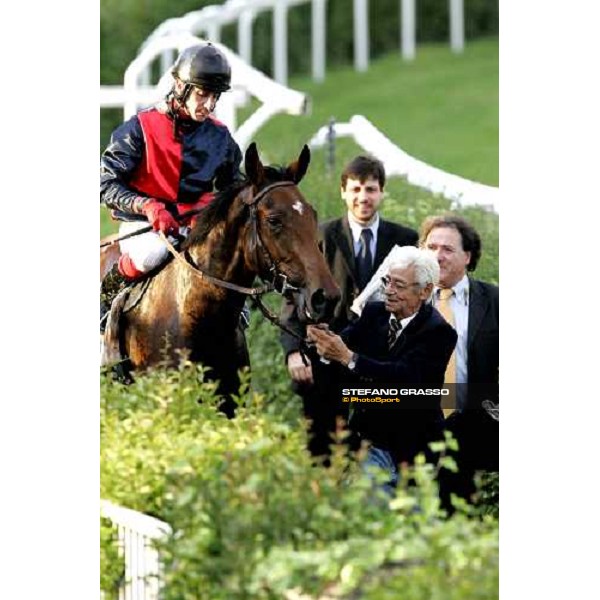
[172,43,232,98]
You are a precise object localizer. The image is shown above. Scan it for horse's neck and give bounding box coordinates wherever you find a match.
[188,226,255,287]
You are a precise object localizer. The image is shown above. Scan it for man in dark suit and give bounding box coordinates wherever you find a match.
[280,155,418,459]
[307,246,457,491]
[420,214,499,506]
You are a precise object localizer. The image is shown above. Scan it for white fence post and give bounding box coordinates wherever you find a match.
[273,0,289,85]
[160,49,175,76]
[207,21,221,43]
[238,8,255,65]
[353,0,369,72]
[400,0,416,61]
[449,0,465,53]
[312,0,327,82]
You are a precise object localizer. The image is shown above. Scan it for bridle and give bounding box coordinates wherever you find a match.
[158,180,312,351]
[240,180,303,296]
[159,180,301,297]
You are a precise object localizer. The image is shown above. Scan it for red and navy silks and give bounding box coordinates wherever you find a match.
[100,106,242,225]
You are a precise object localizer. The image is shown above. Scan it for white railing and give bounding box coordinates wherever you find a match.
[99,33,309,152]
[138,0,326,86]
[101,2,468,140]
[309,114,499,212]
[100,500,172,600]
[137,0,464,83]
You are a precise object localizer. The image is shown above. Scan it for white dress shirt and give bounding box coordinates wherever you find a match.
[347,212,379,259]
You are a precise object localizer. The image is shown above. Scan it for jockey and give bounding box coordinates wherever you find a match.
[100,42,243,286]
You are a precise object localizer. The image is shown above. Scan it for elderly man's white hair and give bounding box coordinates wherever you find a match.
[350,245,439,316]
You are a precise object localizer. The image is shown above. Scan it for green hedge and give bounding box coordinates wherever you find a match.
[101,361,498,598]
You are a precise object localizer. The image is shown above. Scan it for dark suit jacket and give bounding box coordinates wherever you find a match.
[341,301,457,463]
[280,215,418,358]
[444,277,499,473]
[466,278,499,410]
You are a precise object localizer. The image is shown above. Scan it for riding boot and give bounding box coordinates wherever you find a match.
[100,263,127,334]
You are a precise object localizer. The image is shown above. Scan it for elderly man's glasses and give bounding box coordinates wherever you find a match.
[381,276,420,292]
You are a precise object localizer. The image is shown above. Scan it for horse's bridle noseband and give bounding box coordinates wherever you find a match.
[241,180,302,297]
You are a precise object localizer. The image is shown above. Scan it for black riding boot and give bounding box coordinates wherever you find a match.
[100,263,127,334]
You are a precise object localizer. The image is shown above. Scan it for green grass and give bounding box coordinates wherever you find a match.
[250,36,498,186]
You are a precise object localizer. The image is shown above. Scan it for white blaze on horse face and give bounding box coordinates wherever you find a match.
[292,200,304,216]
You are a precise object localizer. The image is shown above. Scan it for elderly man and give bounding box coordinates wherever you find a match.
[307,246,456,491]
[280,155,417,460]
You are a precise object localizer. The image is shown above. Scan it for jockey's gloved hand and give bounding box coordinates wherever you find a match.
[142,200,179,235]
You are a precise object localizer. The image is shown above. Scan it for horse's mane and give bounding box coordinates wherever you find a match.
[182,166,289,249]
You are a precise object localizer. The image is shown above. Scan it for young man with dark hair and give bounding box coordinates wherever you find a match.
[280,155,418,460]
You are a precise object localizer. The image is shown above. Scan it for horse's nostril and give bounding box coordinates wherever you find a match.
[310,288,326,313]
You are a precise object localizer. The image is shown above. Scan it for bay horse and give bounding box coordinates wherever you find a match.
[101,143,340,416]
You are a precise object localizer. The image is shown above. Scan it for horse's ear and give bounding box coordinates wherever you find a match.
[286,144,311,184]
[244,142,265,186]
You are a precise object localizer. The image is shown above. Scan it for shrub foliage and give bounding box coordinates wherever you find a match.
[101,361,498,598]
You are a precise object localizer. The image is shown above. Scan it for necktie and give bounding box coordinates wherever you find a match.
[437,288,457,417]
[355,229,374,290]
[388,317,402,348]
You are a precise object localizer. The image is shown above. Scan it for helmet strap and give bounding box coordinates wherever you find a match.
[180,83,193,106]
[170,78,193,106]
[165,90,187,141]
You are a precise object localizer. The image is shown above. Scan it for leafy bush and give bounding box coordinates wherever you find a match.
[101,361,498,599]
[100,517,123,599]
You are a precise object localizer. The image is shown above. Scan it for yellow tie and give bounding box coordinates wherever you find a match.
[437,288,457,418]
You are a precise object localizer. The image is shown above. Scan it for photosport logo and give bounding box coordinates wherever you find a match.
[338,382,457,408]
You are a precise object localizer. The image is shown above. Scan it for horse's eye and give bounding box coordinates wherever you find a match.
[266,215,283,230]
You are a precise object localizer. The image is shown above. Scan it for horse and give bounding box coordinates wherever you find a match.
[100,143,340,416]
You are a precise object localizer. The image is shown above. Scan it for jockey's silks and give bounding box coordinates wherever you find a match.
[101,107,242,222]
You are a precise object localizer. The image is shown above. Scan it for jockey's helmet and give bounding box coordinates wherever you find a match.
[172,43,232,94]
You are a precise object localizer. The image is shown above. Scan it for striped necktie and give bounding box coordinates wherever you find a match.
[388,317,402,348]
[437,288,457,417]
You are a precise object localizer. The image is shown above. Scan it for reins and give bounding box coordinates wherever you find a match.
[155,180,298,296]
[158,231,273,296]
[159,226,312,358]
[100,207,205,248]
[249,295,314,362]
[102,180,313,357]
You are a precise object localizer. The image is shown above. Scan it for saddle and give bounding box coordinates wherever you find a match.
[99,240,180,339]
[99,259,165,378]
[100,273,151,379]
